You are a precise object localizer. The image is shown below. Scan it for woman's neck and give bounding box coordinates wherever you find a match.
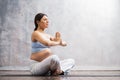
[37,27,45,33]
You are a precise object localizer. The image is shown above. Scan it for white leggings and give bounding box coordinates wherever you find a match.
[30,55,75,75]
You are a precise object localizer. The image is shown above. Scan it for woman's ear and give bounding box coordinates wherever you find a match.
[36,20,40,24]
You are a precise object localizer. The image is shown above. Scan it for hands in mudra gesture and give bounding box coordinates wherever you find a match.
[55,32,67,46]
[50,32,67,46]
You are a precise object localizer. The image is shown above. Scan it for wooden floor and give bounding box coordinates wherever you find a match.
[0,70,120,80]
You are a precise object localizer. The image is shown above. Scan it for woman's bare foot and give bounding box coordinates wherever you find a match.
[52,69,63,76]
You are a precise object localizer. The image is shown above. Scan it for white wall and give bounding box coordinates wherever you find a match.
[0,0,120,70]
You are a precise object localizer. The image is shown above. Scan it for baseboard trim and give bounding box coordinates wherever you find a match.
[0,66,120,70]
[72,66,120,70]
[0,66,29,70]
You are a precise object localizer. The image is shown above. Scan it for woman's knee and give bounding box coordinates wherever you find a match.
[49,55,60,64]
[49,55,60,71]
[51,55,60,61]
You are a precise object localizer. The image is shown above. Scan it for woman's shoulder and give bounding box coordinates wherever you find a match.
[31,31,43,42]
[32,31,42,36]
[32,31,40,34]
[31,31,41,39]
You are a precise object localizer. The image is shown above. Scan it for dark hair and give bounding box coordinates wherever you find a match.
[34,13,47,31]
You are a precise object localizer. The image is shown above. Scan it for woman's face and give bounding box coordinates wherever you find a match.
[38,15,49,29]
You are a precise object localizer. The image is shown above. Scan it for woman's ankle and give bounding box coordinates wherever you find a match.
[52,70,63,75]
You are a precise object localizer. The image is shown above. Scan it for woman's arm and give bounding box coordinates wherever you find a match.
[33,31,61,47]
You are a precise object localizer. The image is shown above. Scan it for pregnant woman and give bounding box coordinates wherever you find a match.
[30,13,75,76]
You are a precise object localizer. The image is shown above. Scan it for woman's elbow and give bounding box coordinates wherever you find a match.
[44,42,51,46]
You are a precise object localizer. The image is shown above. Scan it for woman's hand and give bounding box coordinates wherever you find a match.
[50,32,67,46]
[55,32,61,41]
[55,32,67,46]
[50,32,61,41]
[60,40,67,46]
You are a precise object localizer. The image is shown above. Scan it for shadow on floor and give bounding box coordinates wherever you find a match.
[0,70,120,80]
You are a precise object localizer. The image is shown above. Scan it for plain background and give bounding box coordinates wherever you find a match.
[0,0,120,70]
